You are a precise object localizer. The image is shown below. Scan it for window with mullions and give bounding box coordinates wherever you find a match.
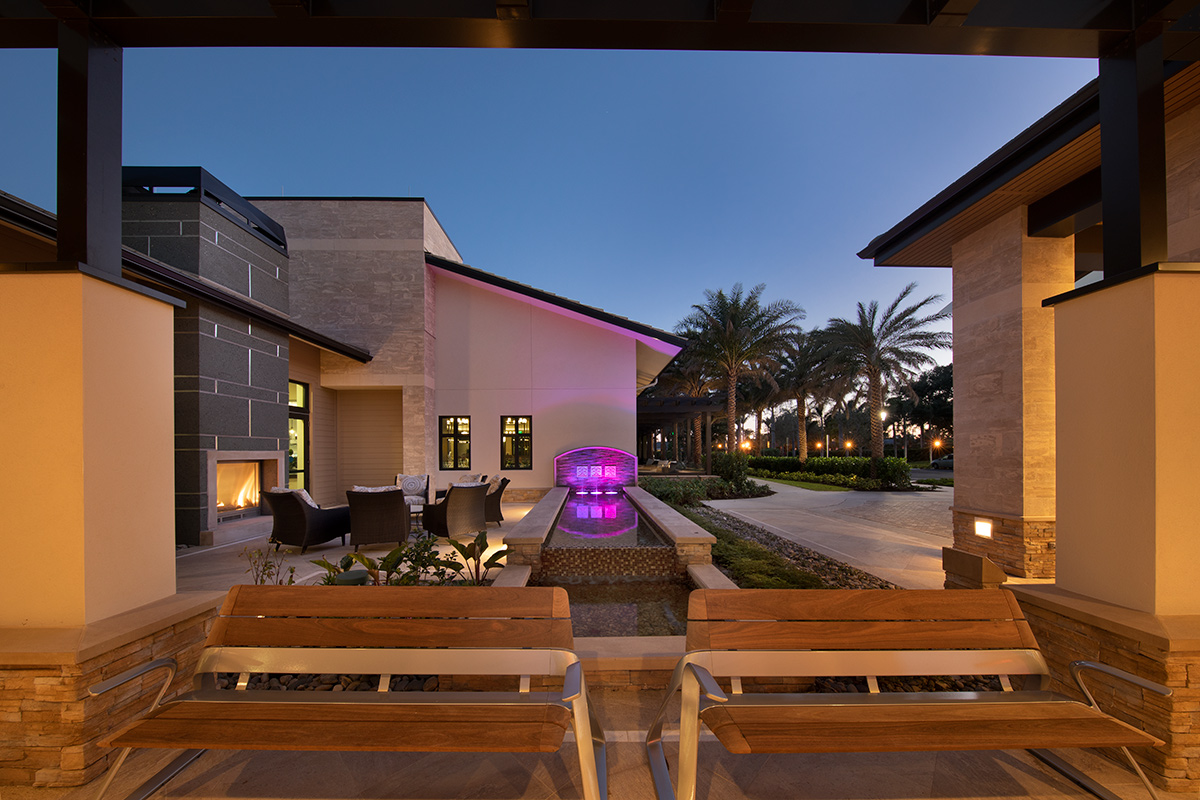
[439,416,471,470]
[500,416,533,470]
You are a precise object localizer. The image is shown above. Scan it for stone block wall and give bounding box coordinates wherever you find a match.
[0,607,216,787]
[1013,587,1200,793]
[952,509,1056,578]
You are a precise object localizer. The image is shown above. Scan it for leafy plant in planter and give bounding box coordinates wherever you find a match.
[448,531,508,586]
[310,531,463,586]
[241,546,296,585]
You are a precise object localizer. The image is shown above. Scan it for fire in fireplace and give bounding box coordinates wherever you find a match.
[215,461,261,518]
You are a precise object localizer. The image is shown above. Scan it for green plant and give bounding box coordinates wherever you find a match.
[394,531,462,585]
[674,506,822,589]
[448,530,508,585]
[310,533,463,586]
[638,477,710,506]
[241,546,296,585]
[711,451,749,483]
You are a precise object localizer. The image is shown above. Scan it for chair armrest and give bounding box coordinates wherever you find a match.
[89,657,179,717]
[686,662,728,702]
[89,657,177,696]
[1070,660,1172,709]
[563,660,582,702]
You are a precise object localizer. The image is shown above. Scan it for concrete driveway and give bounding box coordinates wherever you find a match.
[704,479,954,589]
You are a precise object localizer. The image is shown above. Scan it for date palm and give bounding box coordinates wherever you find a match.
[655,346,717,466]
[824,283,951,460]
[777,328,831,462]
[677,283,804,452]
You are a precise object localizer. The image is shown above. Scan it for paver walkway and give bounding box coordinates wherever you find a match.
[705,479,954,589]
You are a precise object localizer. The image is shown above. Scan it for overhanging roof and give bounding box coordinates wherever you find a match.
[860,59,1200,268]
[5,1,1200,59]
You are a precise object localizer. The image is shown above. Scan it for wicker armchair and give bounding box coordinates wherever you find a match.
[485,477,511,526]
[423,482,488,540]
[262,490,350,554]
[346,488,411,552]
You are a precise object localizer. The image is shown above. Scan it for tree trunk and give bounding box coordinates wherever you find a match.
[869,372,885,460]
[692,413,703,466]
[797,394,809,463]
[726,372,738,452]
[754,409,763,455]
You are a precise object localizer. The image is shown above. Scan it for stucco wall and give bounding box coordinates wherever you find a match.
[434,273,638,491]
[0,273,176,626]
[1055,272,1200,614]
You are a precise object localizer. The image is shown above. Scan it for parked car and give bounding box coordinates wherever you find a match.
[930,453,954,470]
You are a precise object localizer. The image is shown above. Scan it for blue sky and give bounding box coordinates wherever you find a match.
[1,47,1096,338]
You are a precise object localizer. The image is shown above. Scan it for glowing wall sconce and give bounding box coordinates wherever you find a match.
[974,518,993,538]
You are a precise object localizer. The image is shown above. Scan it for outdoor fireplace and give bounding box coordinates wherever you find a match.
[215,461,261,519]
[199,451,287,541]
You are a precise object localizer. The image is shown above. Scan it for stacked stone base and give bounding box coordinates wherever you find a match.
[0,594,222,787]
[952,507,1055,578]
[1010,584,1200,793]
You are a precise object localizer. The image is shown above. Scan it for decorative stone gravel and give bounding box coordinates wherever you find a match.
[218,673,438,692]
[691,505,900,590]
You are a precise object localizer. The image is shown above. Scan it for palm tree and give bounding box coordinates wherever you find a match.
[655,346,717,466]
[777,328,830,462]
[739,377,778,456]
[824,283,951,460]
[677,284,804,452]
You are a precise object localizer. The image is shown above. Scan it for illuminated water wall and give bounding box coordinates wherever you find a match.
[554,446,637,491]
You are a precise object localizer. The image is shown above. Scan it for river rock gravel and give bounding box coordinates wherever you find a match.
[691,504,900,590]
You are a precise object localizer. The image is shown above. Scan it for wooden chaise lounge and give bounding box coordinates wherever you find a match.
[90,585,607,800]
[647,589,1169,800]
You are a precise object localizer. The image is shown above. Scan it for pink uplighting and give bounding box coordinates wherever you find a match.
[554,446,636,491]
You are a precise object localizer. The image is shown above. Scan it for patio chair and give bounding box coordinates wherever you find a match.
[346,487,411,551]
[263,489,350,554]
[423,482,488,539]
[435,473,487,500]
[485,476,511,525]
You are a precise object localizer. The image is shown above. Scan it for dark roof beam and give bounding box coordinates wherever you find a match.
[926,0,979,27]
[1027,167,1102,237]
[1099,24,1170,277]
[715,0,754,25]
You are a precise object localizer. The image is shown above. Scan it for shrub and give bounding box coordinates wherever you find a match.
[638,477,710,506]
[711,452,749,483]
[638,474,772,504]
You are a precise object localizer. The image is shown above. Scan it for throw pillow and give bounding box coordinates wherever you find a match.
[351,485,402,493]
[268,487,319,508]
[395,473,428,496]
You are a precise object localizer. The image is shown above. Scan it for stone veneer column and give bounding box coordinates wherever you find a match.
[949,206,1074,579]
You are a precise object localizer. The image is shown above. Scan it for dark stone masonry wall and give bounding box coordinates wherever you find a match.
[123,199,291,544]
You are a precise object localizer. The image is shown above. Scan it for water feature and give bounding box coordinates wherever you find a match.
[536,488,691,636]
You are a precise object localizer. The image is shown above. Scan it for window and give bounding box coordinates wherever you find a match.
[287,380,310,490]
[439,416,471,470]
[500,416,533,470]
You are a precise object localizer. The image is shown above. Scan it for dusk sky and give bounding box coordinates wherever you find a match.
[1,47,1097,340]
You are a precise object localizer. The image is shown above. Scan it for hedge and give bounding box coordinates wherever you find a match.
[746,456,911,489]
